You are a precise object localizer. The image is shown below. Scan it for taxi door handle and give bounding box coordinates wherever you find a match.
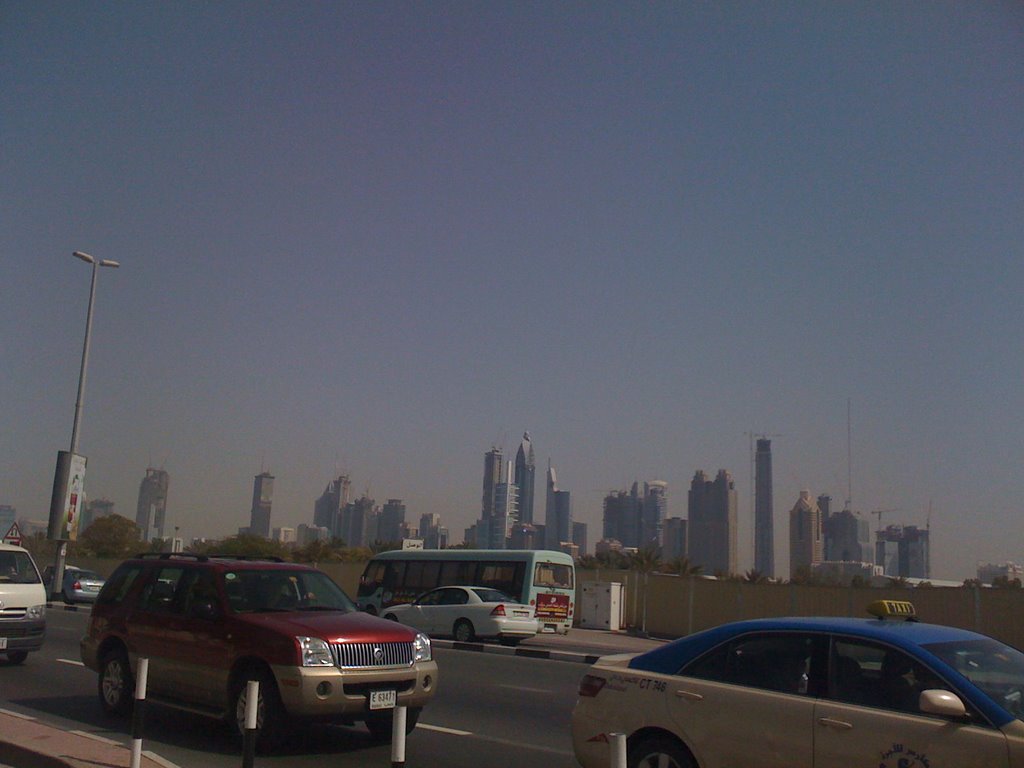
[817,717,853,730]
[675,690,704,702]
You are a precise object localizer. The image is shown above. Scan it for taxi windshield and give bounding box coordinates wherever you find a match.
[924,638,1024,719]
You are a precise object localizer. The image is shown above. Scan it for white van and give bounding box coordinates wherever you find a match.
[0,542,47,664]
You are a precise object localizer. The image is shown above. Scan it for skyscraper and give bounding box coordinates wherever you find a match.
[313,475,350,536]
[640,481,668,551]
[481,448,503,520]
[875,525,930,579]
[823,507,872,563]
[249,471,274,539]
[514,432,536,525]
[789,490,823,579]
[378,499,407,544]
[754,438,775,577]
[136,468,169,542]
[687,469,737,575]
[544,461,572,550]
[602,484,641,548]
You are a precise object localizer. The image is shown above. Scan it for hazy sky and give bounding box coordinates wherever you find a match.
[3,2,1022,581]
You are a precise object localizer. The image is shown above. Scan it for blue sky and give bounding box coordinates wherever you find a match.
[3,2,1022,580]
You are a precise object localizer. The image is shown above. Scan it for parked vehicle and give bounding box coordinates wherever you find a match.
[384,585,538,645]
[80,552,438,749]
[573,600,1024,768]
[0,542,47,665]
[43,564,105,604]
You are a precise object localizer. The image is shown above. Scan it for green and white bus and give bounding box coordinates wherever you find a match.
[357,549,576,634]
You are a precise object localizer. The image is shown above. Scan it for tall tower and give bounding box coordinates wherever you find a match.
[135,468,169,542]
[687,469,737,575]
[249,471,274,539]
[789,490,823,579]
[481,448,503,519]
[514,432,536,525]
[641,481,668,551]
[544,460,572,550]
[754,439,775,577]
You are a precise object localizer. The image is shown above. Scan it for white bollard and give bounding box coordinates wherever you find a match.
[390,705,407,767]
[130,658,149,768]
[242,679,259,768]
[610,732,627,768]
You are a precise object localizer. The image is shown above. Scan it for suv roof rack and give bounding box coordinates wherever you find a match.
[134,552,210,561]
[205,554,286,562]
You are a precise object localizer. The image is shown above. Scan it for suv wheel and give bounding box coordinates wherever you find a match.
[99,648,134,716]
[365,706,421,741]
[234,669,287,752]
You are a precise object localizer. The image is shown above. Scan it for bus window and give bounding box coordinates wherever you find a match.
[404,561,441,594]
[440,560,474,586]
[359,561,386,591]
[384,561,406,589]
[535,562,574,589]
[478,562,524,598]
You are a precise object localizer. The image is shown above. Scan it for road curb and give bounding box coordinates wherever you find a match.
[433,639,603,665]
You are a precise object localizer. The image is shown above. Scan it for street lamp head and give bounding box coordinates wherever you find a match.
[99,259,120,268]
[72,251,95,264]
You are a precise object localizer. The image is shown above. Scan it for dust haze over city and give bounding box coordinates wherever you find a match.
[2,3,1021,582]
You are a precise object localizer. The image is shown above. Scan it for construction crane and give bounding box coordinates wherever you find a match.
[870,509,903,533]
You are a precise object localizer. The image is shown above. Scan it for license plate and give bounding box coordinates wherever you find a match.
[512,610,530,617]
[369,689,396,710]
[0,638,6,650]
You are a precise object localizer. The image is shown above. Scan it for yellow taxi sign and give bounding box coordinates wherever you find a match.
[867,599,916,620]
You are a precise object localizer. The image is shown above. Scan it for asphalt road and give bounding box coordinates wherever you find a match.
[2,607,588,768]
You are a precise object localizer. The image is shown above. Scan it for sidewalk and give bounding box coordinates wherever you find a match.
[0,708,177,768]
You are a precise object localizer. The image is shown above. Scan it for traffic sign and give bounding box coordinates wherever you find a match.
[2,521,23,546]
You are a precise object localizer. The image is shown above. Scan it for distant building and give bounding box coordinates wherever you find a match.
[875,524,930,579]
[754,439,775,578]
[510,523,539,550]
[514,432,536,525]
[977,562,1024,585]
[544,461,572,550]
[418,513,448,549]
[249,471,274,539]
[662,517,687,561]
[136,468,169,542]
[812,560,883,585]
[687,469,737,575]
[823,507,872,563]
[313,475,350,536]
[640,481,667,551]
[789,490,823,578]
[339,496,374,548]
[81,498,115,533]
[602,480,667,552]
[378,499,407,544]
[572,521,588,556]
[296,524,330,545]
[272,527,296,544]
[595,538,623,555]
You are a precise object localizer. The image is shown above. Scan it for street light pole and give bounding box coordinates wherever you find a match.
[69,250,120,453]
[50,251,119,600]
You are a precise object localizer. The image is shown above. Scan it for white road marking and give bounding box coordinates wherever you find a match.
[57,658,86,666]
[419,723,473,736]
[497,684,553,693]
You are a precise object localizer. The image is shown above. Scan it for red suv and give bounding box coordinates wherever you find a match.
[80,553,438,748]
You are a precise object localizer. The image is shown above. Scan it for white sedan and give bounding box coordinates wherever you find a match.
[383,586,538,646]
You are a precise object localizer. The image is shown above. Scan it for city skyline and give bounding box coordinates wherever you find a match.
[3,4,1022,581]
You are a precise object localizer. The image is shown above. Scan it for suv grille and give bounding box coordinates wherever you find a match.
[330,641,414,669]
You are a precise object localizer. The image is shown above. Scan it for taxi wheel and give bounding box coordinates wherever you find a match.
[628,735,694,768]
[365,706,421,741]
[234,669,287,752]
[453,619,475,642]
[98,648,134,716]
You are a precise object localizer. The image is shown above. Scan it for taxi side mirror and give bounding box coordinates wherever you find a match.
[919,689,967,719]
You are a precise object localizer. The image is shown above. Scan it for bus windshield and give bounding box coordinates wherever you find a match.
[534,561,573,589]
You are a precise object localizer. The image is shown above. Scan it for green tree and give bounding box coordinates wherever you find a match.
[743,569,768,584]
[292,539,344,564]
[629,547,662,573]
[78,514,142,559]
[992,575,1022,589]
[199,534,289,560]
[663,556,703,576]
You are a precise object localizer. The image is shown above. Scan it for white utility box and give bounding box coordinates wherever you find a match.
[579,581,624,631]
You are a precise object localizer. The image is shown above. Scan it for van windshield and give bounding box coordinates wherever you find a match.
[0,551,41,584]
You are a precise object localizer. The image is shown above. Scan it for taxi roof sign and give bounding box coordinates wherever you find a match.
[867,599,917,620]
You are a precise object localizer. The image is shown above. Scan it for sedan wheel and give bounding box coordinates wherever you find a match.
[628,735,694,768]
[453,619,475,642]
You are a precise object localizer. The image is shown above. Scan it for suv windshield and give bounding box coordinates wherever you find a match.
[223,569,356,613]
[924,638,1024,719]
[0,551,41,584]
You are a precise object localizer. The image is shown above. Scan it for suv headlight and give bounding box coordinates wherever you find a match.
[413,631,431,662]
[27,604,45,620]
[297,636,335,667]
